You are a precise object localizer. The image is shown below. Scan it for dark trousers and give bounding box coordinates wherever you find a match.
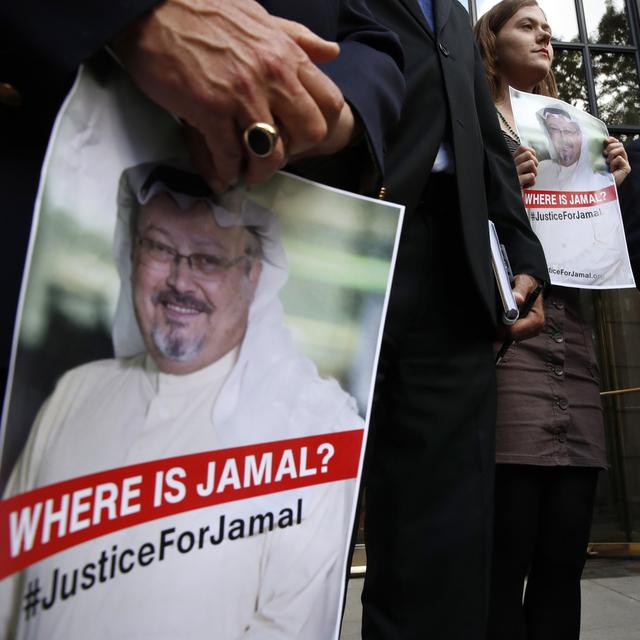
[362,175,497,639]
[487,464,599,640]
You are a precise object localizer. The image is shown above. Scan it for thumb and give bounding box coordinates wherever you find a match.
[511,274,536,306]
[512,288,526,306]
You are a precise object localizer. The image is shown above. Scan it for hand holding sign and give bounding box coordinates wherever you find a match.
[603,137,631,187]
[513,145,539,189]
[510,87,635,289]
[113,0,347,192]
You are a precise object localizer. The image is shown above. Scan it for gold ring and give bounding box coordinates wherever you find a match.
[243,122,280,158]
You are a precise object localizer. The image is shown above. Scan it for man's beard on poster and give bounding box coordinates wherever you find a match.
[152,289,213,361]
[558,144,578,166]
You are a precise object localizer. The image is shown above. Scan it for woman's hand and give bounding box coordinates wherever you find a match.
[514,145,538,188]
[604,136,631,187]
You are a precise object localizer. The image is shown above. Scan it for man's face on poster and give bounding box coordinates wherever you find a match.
[131,193,262,375]
[545,113,582,167]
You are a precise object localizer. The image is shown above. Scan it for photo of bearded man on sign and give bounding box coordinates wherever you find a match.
[510,89,635,289]
[0,161,364,640]
[534,106,612,192]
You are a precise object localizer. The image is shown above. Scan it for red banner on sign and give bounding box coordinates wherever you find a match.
[523,185,616,208]
[0,429,364,579]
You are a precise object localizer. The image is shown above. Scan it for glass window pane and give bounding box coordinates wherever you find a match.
[475,0,501,17]
[584,0,631,45]
[592,51,640,125]
[475,0,579,42]
[553,49,590,112]
[456,0,469,12]
[537,0,580,43]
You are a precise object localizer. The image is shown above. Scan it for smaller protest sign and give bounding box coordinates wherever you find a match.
[510,87,635,289]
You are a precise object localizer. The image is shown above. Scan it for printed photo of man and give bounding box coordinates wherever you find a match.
[0,162,363,640]
[535,106,612,192]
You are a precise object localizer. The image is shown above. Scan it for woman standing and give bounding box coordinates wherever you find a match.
[474,2,630,639]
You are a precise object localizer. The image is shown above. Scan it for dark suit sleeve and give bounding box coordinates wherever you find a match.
[1,1,162,101]
[319,0,405,178]
[618,140,640,288]
[291,0,404,192]
[472,45,549,285]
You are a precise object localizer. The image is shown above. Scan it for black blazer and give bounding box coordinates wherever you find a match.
[366,0,549,325]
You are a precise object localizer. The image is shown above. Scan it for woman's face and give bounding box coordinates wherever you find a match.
[495,5,553,90]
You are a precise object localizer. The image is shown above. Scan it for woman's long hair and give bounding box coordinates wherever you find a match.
[473,0,558,100]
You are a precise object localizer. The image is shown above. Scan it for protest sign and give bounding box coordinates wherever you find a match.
[510,87,635,289]
[0,61,403,639]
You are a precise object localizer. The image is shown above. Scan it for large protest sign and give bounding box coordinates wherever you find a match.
[0,61,403,639]
[510,88,635,289]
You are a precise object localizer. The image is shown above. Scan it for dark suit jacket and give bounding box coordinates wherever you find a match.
[0,0,404,397]
[366,0,548,326]
[618,139,640,287]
